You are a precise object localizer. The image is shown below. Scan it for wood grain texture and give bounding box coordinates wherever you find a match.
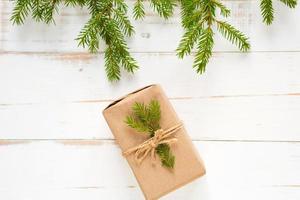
[0,53,299,140]
[1,0,300,52]
[0,140,299,200]
[0,0,299,199]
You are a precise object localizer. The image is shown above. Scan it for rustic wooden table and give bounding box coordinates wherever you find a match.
[0,0,299,199]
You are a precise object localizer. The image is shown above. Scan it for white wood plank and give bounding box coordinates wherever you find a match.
[0,52,299,103]
[0,140,299,200]
[0,52,299,140]
[0,95,299,140]
[1,0,300,52]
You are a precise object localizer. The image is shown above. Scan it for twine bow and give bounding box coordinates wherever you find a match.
[123,122,183,165]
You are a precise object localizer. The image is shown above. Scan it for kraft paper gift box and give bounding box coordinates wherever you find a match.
[103,84,205,200]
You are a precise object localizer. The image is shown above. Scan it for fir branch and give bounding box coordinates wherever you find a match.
[260,0,274,25]
[10,0,297,80]
[156,144,175,168]
[125,115,149,132]
[11,0,31,25]
[213,0,230,17]
[104,45,122,80]
[193,27,214,74]
[42,0,60,24]
[279,0,297,8]
[133,0,145,20]
[150,0,175,19]
[87,0,101,16]
[180,0,198,28]
[260,0,297,25]
[64,0,86,7]
[216,20,250,52]
[113,8,135,37]
[76,14,103,53]
[176,23,203,58]
[177,0,250,74]
[125,100,175,168]
[75,0,137,81]
[31,0,44,21]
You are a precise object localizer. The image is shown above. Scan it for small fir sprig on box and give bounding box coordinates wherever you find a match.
[125,100,175,168]
[10,0,297,81]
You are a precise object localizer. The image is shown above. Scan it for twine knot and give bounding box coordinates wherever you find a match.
[123,122,183,165]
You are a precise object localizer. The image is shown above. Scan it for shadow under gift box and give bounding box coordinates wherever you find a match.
[103,84,206,200]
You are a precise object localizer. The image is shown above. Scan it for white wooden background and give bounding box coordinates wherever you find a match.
[0,0,300,199]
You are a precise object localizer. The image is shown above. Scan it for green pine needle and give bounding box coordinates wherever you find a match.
[193,27,214,74]
[125,100,175,168]
[279,0,297,8]
[11,0,31,25]
[125,115,150,132]
[133,0,146,20]
[260,0,297,25]
[150,0,175,19]
[156,144,175,168]
[10,0,297,80]
[216,21,250,52]
[260,0,274,25]
[176,24,203,59]
[178,0,249,73]
[213,0,231,17]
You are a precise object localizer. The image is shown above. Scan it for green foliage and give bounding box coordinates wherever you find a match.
[133,0,145,20]
[10,0,297,81]
[193,27,214,74]
[279,0,297,8]
[125,100,161,134]
[260,0,274,25]
[216,21,250,52]
[177,0,250,74]
[150,0,176,19]
[11,0,32,25]
[125,100,175,168]
[260,0,297,25]
[11,0,137,81]
[156,143,175,168]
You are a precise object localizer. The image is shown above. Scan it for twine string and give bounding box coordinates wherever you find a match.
[123,122,183,165]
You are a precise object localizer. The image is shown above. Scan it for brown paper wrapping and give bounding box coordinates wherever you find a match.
[103,84,205,200]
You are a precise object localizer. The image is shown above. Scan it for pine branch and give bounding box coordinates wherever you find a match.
[260,0,297,25]
[216,20,250,52]
[176,23,203,58]
[178,0,249,74]
[279,0,297,8]
[180,0,199,28]
[193,27,214,74]
[133,0,145,20]
[41,0,60,24]
[156,144,175,168]
[31,0,44,21]
[10,0,297,80]
[113,8,135,37]
[11,0,31,25]
[150,0,175,19]
[76,14,102,53]
[260,0,274,25]
[64,0,86,7]
[125,100,175,168]
[125,115,149,132]
[104,45,122,81]
[213,0,230,17]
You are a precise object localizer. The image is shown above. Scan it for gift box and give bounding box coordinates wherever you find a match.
[103,84,205,200]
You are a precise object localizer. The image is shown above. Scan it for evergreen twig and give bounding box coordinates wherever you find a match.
[125,100,175,168]
[177,0,250,73]
[260,0,297,25]
[10,0,297,81]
